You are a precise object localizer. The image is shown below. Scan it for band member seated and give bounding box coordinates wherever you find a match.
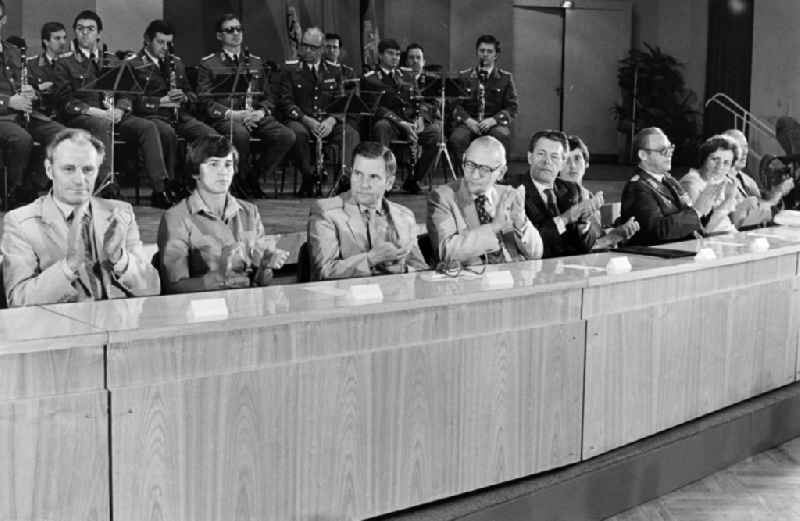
[620,127,711,245]
[0,7,65,209]
[1,128,159,307]
[54,10,174,207]
[520,130,600,258]
[323,32,354,80]
[196,13,295,199]
[307,141,428,280]
[279,27,359,197]
[723,128,793,227]
[449,34,518,176]
[558,134,638,250]
[128,20,220,200]
[427,135,541,265]
[362,39,438,194]
[157,135,289,293]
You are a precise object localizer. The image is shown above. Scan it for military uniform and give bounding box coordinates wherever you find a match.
[620,165,703,245]
[0,44,64,206]
[127,49,219,183]
[196,50,295,195]
[277,59,359,193]
[361,66,440,186]
[53,49,171,193]
[449,66,518,175]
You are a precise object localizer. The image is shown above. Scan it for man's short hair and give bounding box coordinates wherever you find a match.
[215,13,239,33]
[144,20,174,41]
[406,42,424,54]
[528,129,568,153]
[567,135,590,162]
[73,10,103,32]
[324,32,342,45]
[46,128,105,164]
[378,38,401,54]
[698,135,739,166]
[353,141,397,177]
[0,1,6,18]
[41,21,66,45]
[633,127,665,155]
[475,34,500,52]
[466,135,507,164]
[186,135,240,178]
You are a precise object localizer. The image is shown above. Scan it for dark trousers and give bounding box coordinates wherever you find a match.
[286,120,360,184]
[0,117,64,189]
[448,124,511,176]
[148,115,220,181]
[372,118,441,182]
[67,113,170,191]
[211,116,295,182]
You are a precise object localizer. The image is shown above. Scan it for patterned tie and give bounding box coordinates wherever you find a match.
[68,210,106,300]
[544,188,559,217]
[474,194,506,264]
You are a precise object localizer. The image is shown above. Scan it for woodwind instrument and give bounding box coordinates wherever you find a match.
[243,47,254,112]
[314,107,325,193]
[166,43,180,123]
[477,70,487,131]
[5,37,31,126]
[408,75,424,172]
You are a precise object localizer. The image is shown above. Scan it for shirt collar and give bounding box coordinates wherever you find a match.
[187,190,241,221]
[639,165,665,183]
[357,198,387,216]
[223,50,240,62]
[143,48,160,66]
[50,192,92,221]
[380,66,394,77]
[79,47,99,61]
[530,177,556,200]
[473,186,497,206]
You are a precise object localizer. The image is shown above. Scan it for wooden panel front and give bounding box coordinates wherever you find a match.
[583,271,799,459]
[110,319,584,521]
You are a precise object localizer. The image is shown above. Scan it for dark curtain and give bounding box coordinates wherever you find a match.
[704,0,754,137]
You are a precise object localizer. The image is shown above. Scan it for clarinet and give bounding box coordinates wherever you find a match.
[408,74,423,172]
[166,43,180,123]
[314,106,325,194]
[242,47,254,112]
[6,37,31,126]
[477,70,487,132]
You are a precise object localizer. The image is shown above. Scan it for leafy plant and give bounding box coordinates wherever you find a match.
[614,43,701,165]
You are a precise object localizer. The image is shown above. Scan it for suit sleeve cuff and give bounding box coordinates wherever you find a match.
[553,216,567,235]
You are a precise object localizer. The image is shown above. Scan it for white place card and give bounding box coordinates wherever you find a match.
[694,247,717,262]
[187,298,229,322]
[481,270,515,290]
[347,283,384,304]
[606,256,632,274]
[748,237,770,252]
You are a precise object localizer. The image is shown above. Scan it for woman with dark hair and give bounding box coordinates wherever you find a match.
[157,136,289,293]
[679,135,740,234]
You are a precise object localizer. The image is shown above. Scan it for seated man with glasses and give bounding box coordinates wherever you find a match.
[620,127,706,245]
[307,141,428,280]
[427,135,541,266]
[521,130,601,258]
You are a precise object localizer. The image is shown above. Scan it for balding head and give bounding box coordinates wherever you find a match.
[723,128,748,171]
[301,27,324,65]
[463,136,507,195]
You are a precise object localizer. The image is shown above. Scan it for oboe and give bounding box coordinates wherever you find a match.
[166,43,180,123]
[476,70,488,131]
[243,47,254,112]
[408,75,424,172]
[314,109,325,194]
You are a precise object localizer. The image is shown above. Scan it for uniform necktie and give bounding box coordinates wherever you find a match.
[474,194,506,264]
[544,188,559,217]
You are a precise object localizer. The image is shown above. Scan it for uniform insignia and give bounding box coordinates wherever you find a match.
[459,67,471,74]
[285,59,299,64]
[630,175,640,182]
[324,60,340,67]
[498,68,512,75]
[399,66,412,72]
[201,53,215,61]
[59,51,74,58]
[364,70,376,77]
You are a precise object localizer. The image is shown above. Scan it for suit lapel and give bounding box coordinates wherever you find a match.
[342,192,370,251]
[523,175,551,218]
[40,195,69,253]
[455,180,481,230]
[385,200,411,246]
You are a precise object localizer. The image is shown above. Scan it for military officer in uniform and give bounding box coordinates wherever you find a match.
[449,34,518,176]
[196,13,295,199]
[620,127,718,245]
[323,33,354,80]
[54,10,173,207]
[278,27,359,197]
[128,20,219,199]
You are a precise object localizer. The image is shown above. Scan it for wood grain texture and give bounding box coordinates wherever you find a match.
[583,278,799,459]
[111,323,585,521]
[0,392,109,521]
[106,289,583,387]
[0,346,105,401]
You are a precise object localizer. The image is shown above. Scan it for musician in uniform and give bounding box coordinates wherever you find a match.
[361,39,438,194]
[278,27,359,197]
[196,13,295,199]
[128,20,220,201]
[0,4,65,208]
[323,33,354,80]
[449,34,518,176]
[54,10,173,207]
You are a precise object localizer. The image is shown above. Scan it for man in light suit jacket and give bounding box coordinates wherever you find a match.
[1,128,159,306]
[308,141,428,280]
[521,130,601,258]
[427,135,542,265]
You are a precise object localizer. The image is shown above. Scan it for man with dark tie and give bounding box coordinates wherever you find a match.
[307,141,428,280]
[427,135,541,266]
[449,34,518,176]
[520,130,601,258]
[278,27,359,197]
[128,20,220,203]
[196,13,295,199]
[1,128,159,307]
[620,127,717,245]
[54,10,172,206]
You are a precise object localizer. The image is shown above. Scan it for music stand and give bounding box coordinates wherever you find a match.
[418,75,467,184]
[79,60,144,196]
[323,90,378,197]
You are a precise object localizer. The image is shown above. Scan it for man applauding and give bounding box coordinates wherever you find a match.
[2,128,159,306]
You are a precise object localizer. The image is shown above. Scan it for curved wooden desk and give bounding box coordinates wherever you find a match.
[2,227,799,521]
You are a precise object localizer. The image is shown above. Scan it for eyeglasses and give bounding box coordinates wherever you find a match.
[463,160,504,177]
[435,256,488,278]
[220,26,243,34]
[643,144,675,157]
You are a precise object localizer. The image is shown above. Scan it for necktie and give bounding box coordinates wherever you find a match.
[68,210,106,300]
[544,188,559,217]
[474,194,506,264]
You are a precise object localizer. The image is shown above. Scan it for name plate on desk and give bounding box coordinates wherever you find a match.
[187,298,229,322]
[347,284,384,304]
[606,256,632,275]
[481,270,515,290]
[748,237,770,252]
[694,247,717,262]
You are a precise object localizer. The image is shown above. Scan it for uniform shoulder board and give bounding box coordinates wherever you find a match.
[284,59,299,64]
[324,60,340,67]
[248,53,262,60]
[26,56,37,63]
[125,54,137,61]
[58,51,74,59]
[459,67,472,74]
[201,53,216,61]
[630,174,640,182]
[498,68,512,76]
[364,70,376,77]
[399,66,412,72]
[172,55,183,61]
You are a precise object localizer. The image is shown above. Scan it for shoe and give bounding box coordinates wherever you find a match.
[150,190,174,209]
[402,178,422,195]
